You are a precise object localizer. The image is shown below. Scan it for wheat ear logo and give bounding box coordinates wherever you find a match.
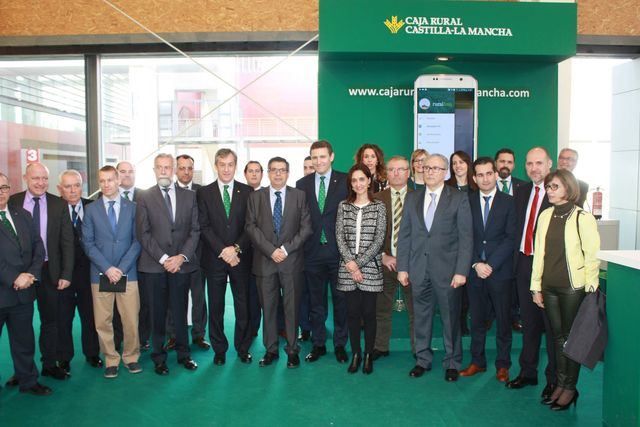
[384,16,405,34]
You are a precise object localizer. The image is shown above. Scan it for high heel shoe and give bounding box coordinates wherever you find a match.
[542,387,564,405]
[550,390,579,411]
[362,353,373,374]
[347,353,362,374]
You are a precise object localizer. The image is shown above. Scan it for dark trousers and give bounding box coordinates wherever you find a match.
[57,261,100,362]
[0,302,38,390]
[167,269,208,340]
[249,273,286,335]
[147,272,190,364]
[298,278,312,332]
[256,270,301,355]
[206,265,251,355]
[35,263,59,369]
[306,247,348,348]
[543,287,586,390]
[114,272,150,348]
[516,253,556,383]
[375,268,415,353]
[468,276,512,369]
[346,289,378,354]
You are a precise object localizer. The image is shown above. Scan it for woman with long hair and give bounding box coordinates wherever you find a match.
[445,150,478,192]
[355,144,388,193]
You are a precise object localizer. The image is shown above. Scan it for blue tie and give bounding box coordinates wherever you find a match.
[108,201,117,234]
[424,192,436,231]
[273,191,282,236]
[483,195,492,228]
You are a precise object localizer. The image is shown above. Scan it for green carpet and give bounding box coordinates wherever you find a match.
[0,297,602,426]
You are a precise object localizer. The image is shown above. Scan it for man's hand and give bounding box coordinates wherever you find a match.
[450,274,466,288]
[398,271,410,287]
[13,273,35,290]
[271,248,287,263]
[227,254,240,267]
[382,254,397,272]
[474,263,493,279]
[105,267,123,284]
[219,246,237,265]
[163,255,185,274]
[57,279,71,290]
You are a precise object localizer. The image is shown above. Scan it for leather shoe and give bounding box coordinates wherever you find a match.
[511,321,523,332]
[496,367,510,383]
[20,382,52,396]
[287,354,300,369]
[42,366,70,380]
[164,338,176,351]
[409,365,428,378]
[5,376,18,387]
[348,353,362,373]
[154,363,169,376]
[298,330,311,341]
[193,337,211,350]
[506,375,538,389]
[459,364,486,377]
[238,353,252,364]
[371,349,389,361]
[541,383,556,400]
[179,358,198,370]
[86,356,103,368]
[58,361,71,373]
[213,353,226,365]
[259,352,279,367]
[140,341,151,352]
[335,346,348,363]
[362,353,373,374]
[305,346,327,362]
[445,369,459,382]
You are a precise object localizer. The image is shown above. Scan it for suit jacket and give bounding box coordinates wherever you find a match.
[69,198,92,268]
[0,205,45,309]
[577,179,589,208]
[136,185,200,274]
[396,185,473,287]
[245,186,312,276]
[295,170,348,262]
[373,186,414,256]
[197,180,253,272]
[82,196,141,283]
[514,181,551,253]
[469,190,517,281]
[10,191,74,283]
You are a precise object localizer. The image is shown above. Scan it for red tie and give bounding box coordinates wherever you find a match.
[524,186,540,256]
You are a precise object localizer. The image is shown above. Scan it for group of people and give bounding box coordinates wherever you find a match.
[0,141,599,412]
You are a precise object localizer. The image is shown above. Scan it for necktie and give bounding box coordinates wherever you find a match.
[123,190,130,201]
[223,185,231,218]
[71,204,78,227]
[318,176,327,244]
[392,191,403,251]
[424,192,436,231]
[108,201,117,234]
[501,180,509,194]
[162,187,174,223]
[524,186,540,256]
[483,196,492,228]
[0,211,17,239]
[273,191,282,236]
[32,196,41,236]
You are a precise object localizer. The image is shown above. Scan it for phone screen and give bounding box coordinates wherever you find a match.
[416,87,475,158]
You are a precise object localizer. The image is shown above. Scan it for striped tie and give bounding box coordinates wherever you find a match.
[392,191,403,250]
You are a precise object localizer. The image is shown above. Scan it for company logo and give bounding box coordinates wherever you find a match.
[384,16,405,34]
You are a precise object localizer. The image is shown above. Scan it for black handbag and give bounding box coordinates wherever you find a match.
[563,289,607,370]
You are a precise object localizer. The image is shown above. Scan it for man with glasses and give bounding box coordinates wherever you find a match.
[557,148,588,207]
[397,154,472,382]
[246,157,312,368]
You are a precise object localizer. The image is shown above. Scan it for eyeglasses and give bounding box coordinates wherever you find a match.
[412,158,425,164]
[268,168,289,174]
[0,185,10,193]
[423,166,446,173]
[387,167,409,174]
[544,183,560,191]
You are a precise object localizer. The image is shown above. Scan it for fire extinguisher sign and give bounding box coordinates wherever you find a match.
[25,149,40,163]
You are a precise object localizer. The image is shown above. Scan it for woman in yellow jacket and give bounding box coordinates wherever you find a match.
[530,169,600,411]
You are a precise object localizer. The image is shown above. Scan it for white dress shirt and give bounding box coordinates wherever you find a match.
[519,183,546,254]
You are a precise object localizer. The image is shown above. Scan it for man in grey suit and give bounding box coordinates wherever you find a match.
[136,153,200,375]
[246,157,312,369]
[397,153,473,382]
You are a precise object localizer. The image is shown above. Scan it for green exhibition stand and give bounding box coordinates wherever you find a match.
[599,251,640,427]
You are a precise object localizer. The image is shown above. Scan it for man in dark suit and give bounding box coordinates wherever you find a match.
[55,170,102,372]
[459,158,516,383]
[372,155,415,359]
[9,162,74,381]
[397,153,473,382]
[0,172,51,395]
[295,140,349,363]
[246,157,312,368]
[136,153,200,375]
[244,161,265,338]
[198,149,253,365]
[506,147,557,399]
[557,148,589,207]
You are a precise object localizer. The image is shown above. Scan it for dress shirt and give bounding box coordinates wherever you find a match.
[68,202,85,223]
[390,186,408,257]
[0,207,16,232]
[314,169,332,202]
[519,182,546,254]
[177,181,193,191]
[423,184,445,219]
[269,185,287,214]
[158,183,177,221]
[497,175,514,196]
[217,179,235,203]
[479,187,497,212]
[102,195,121,222]
[119,186,135,200]
[23,191,48,260]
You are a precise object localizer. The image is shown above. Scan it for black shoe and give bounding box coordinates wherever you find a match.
[409,365,428,378]
[238,353,252,364]
[86,356,103,368]
[193,337,211,350]
[213,353,226,366]
[335,346,348,363]
[550,390,579,411]
[445,369,459,382]
[140,341,151,352]
[506,376,538,389]
[287,354,300,369]
[371,349,389,361]
[41,366,70,380]
[259,352,279,367]
[305,346,327,362]
[164,338,176,351]
[58,361,71,373]
[5,376,18,387]
[348,353,362,373]
[154,363,169,376]
[362,353,373,374]
[298,330,311,341]
[541,383,556,399]
[179,358,198,370]
[20,382,52,396]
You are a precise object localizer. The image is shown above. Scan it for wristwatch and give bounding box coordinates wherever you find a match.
[234,244,242,254]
